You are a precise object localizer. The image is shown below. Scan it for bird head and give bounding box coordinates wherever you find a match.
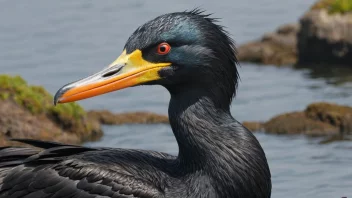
[54,10,239,106]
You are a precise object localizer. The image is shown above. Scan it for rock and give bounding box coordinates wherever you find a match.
[87,110,169,125]
[3,76,351,145]
[0,75,103,146]
[260,102,352,136]
[0,100,80,145]
[242,121,264,132]
[341,114,352,134]
[310,0,352,14]
[277,23,301,35]
[298,9,352,65]
[237,23,299,66]
[310,0,337,11]
[0,75,173,147]
[305,102,352,134]
[239,0,352,66]
[264,112,338,135]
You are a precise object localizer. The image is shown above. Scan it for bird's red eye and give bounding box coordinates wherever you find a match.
[157,42,171,55]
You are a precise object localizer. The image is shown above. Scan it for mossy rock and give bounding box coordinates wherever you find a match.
[0,75,84,117]
[311,0,352,14]
[0,75,102,144]
[264,112,338,135]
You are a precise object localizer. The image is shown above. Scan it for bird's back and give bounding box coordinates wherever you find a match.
[0,140,178,198]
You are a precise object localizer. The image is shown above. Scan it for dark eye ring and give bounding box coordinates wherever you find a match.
[157,42,171,55]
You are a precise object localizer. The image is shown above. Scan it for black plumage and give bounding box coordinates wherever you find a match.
[0,10,271,198]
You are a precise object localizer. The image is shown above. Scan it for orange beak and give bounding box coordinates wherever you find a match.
[54,49,171,104]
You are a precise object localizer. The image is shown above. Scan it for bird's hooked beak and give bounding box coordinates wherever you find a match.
[54,49,171,104]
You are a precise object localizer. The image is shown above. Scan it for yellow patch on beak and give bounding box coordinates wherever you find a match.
[54,49,171,104]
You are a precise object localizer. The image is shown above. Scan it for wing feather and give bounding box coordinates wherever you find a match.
[0,140,165,198]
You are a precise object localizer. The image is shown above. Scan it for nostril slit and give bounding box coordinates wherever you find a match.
[102,67,123,78]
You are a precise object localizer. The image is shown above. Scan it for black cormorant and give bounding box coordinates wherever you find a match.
[0,10,271,198]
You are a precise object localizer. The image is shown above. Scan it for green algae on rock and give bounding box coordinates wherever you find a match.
[0,75,85,117]
[0,75,102,146]
[330,0,352,14]
[311,0,352,14]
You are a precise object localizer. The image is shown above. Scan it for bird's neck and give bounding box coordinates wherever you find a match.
[168,87,247,169]
[168,87,271,197]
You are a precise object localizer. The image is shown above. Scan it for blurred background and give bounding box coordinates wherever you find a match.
[1,0,352,197]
